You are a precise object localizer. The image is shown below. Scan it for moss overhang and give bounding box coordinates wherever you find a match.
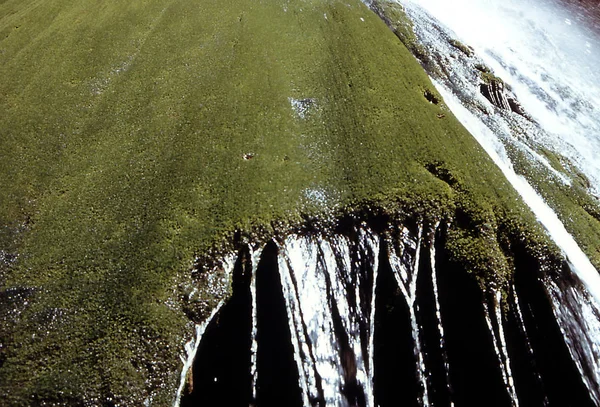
[0,0,556,404]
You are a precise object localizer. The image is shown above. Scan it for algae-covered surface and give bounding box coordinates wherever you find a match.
[0,0,551,404]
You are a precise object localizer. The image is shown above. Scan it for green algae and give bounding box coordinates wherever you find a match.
[0,0,556,404]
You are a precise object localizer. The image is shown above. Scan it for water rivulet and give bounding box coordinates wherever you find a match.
[177,216,599,407]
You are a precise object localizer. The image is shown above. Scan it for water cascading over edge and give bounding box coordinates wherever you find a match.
[176,215,599,407]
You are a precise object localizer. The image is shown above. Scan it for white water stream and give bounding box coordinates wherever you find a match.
[278,230,379,406]
[396,0,600,401]
[404,0,600,195]
[386,225,431,406]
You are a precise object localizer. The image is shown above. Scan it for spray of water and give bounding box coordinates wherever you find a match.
[404,0,600,195]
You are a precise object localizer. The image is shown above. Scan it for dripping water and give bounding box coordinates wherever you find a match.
[250,245,264,403]
[176,218,599,406]
[482,290,519,406]
[427,224,454,407]
[385,223,430,406]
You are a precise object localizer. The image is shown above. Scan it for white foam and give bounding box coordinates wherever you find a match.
[401,0,600,195]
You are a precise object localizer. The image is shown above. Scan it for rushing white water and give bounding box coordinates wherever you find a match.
[433,80,600,305]
[403,0,600,195]
[322,235,373,404]
[277,231,379,407]
[391,0,600,401]
[283,235,347,406]
[278,237,322,405]
[387,2,600,304]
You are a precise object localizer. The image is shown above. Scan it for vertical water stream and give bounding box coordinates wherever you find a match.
[176,217,600,406]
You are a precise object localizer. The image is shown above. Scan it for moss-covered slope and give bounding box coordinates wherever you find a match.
[0,0,551,404]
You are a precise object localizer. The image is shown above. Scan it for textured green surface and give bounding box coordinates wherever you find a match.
[0,0,550,404]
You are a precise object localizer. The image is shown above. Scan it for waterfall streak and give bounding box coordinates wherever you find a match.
[362,228,380,407]
[288,236,345,406]
[387,224,430,406]
[278,239,319,406]
[511,287,550,406]
[546,278,600,404]
[482,302,506,395]
[249,246,264,402]
[493,290,519,406]
[173,255,236,407]
[321,236,371,405]
[511,288,539,371]
[277,230,382,406]
[428,223,454,406]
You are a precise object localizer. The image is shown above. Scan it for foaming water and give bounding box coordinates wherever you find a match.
[404,0,600,195]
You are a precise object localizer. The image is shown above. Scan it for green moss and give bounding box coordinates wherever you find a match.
[474,62,506,86]
[0,0,558,404]
[449,39,473,57]
[373,0,429,61]
[475,63,492,74]
[538,147,567,174]
[480,71,505,85]
[505,143,600,268]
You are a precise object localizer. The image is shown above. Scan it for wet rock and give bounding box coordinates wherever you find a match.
[180,250,253,407]
[424,89,440,104]
[449,39,473,57]
[480,80,511,110]
[480,76,526,116]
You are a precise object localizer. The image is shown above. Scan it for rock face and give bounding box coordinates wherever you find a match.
[479,80,525,116]
[179,216,599,407]
[480,79,509,110]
